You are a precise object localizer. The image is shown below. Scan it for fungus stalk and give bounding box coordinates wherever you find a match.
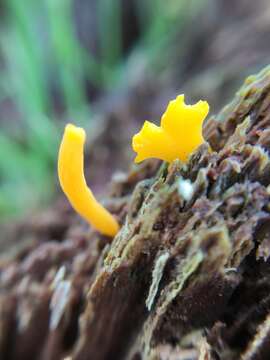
[58,124,119,237]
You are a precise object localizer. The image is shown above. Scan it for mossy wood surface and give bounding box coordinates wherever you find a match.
[2,66,270,359]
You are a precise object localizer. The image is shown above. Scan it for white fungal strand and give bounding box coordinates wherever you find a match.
[178,177,194,201]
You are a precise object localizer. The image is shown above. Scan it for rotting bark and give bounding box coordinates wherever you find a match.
[2,65,270,360]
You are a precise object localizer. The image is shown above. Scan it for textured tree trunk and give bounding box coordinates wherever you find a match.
[2,65,270,360]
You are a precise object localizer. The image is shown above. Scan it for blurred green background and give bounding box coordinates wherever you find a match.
[0,0,269,223]
[0,0,204,221]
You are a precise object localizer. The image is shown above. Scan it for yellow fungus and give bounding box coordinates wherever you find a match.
[132,94,209,163]
[58,123,120,237]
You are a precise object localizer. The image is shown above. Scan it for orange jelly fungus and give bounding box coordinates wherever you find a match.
[132,94,209,163]
[58,124,120,237]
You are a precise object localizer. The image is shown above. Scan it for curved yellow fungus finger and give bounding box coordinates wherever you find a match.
[132,94,209,163]
[58,124,120,237]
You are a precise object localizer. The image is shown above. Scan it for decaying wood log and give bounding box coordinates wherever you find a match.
[2,65,270,360]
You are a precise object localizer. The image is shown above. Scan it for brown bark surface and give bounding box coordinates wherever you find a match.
[2,65,270,360]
